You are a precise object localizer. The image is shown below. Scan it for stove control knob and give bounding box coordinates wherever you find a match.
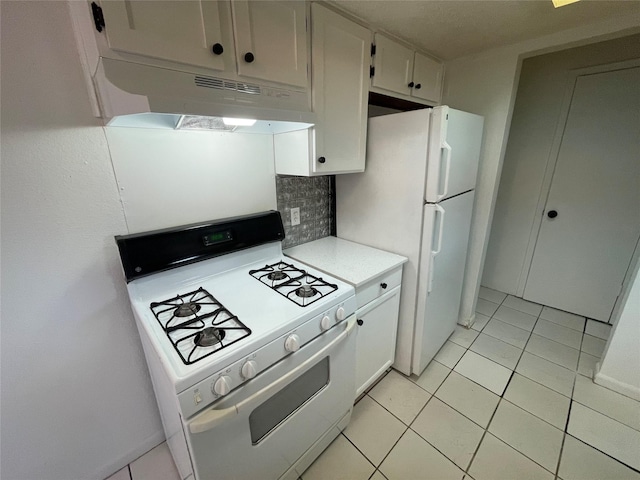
[284,334,301,353]
[335,307,346,321]
[320,315,332,331]
[241,360,258,380]
[212,376,232,396]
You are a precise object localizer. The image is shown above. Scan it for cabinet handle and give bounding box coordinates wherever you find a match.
[380,282,387,289]
[318,156,326,164]
[408,81,414,88]
[357,319,364,326]
[211,43,224,55]
[244,52,255,63]
[415,83,422,89]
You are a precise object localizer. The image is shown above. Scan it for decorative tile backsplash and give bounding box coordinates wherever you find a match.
[276,175,334,248]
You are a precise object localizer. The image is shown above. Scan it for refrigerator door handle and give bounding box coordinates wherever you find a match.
[437,142,452,201]
[428,205,446,293]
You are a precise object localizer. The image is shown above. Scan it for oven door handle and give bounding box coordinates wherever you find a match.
[189,316,357,434]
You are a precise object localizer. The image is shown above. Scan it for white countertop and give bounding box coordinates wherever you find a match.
[284,236,407,288]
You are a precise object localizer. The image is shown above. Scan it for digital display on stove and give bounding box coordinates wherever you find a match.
[202,230,233,247]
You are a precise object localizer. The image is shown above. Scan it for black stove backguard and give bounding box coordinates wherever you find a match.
[115,211,285,282]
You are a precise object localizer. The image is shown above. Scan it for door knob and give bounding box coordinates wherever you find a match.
[547,210,558,219]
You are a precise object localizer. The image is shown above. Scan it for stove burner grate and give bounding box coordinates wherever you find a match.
[150,287,251,365]
[250,261,338,307]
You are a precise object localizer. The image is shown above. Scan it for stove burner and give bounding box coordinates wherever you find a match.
[268,271,289,281]
[194,327,226,347]
[296,285,318,298]
[174,302,201,317]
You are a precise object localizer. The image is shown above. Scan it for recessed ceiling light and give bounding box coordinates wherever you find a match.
[552,0,580,8]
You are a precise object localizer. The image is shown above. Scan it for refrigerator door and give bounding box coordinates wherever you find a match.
[412,191,475,375]
[425,106,484,202]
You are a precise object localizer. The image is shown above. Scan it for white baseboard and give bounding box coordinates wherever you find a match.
[458,312,476,329]
[594,365,640,401]
[94,429,166,480]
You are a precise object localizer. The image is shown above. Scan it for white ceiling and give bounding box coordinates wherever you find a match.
[331,0,640,59]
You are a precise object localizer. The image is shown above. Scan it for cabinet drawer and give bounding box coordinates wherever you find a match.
[355,266,402,309]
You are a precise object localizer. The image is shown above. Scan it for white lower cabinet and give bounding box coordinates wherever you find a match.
[355,281,402,397]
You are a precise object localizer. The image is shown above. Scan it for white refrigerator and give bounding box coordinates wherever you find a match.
[336,106,484,376]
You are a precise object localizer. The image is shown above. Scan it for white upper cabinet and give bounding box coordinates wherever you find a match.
[371,33,443,104]
[96,0,308,88]
[371,34,414,96]
[231,1,308,88]
[311,3,370,174]
[99,1,235,72]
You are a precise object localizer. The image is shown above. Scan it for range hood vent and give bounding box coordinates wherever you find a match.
[194,76,261,96]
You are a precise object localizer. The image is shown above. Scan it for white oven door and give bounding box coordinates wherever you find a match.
[185,316,357,480]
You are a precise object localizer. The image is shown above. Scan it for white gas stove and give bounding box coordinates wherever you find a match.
[117,212,357,480]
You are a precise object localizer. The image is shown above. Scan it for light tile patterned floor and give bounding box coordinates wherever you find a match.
[107,288,639,480]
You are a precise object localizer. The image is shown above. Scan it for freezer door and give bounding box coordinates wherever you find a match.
[412,192,475,375]
[425,106,484,202]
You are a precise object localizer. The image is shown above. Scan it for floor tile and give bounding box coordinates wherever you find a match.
[525,334,580,370]
[515,352,575,397]
[558,435,640,480]
[369,370,431,425]
[370,471,388,480]
[475,298,499,317]
[411,360,450,394]
[344,396,406,466]
[573,375,640,431]
[585,319,612,340]
[469,333,523,370]
[581,334,606,357]
[468,434,553,480]
[493,305,538,332]
[302,434,375,480]
[478,286,507,304]
[483,318,531,349]
[379,429,465,480]
[412,397,484,471]
[567,402,640,471]
[488,400,564,472]
[434,341,466,368]
[539,306,586,332]
[449,325,480,348]
[454,350,512,395]
[577,351,599,378]
[533,319,583,350]
[129,442,180,480]
[471,312,491,332]
[502,295,543,317]
[435,372,500,428]
[503,373,570,429]
[106,467,130,480]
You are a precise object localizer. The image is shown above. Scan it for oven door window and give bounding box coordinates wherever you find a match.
[249,357,329,445]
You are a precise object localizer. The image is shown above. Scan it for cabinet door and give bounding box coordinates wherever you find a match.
[411,52,443,103]
[371,33,413,96]
[355,287,401,397]
[311,4,370,175]
[99,0,234,72]
[232,1,308,87]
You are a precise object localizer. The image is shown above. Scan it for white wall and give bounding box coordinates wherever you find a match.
[482,35,640,295]
[596,264,640,400]
[443,15,640,325]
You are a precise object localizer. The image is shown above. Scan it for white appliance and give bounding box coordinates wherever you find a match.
[336,106,484,376]
[116,212,357,480]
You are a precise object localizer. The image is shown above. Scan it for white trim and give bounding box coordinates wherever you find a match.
[594,365,640,402]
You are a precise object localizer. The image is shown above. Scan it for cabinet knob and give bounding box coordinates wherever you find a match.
[357,319,364,326]
[380,282,388,289]
[547,210,558,219]
[318,156,326,164]
[211,43,224,55]
[244,52,255,63]
[415,83,422,89]
[408,81,414,88]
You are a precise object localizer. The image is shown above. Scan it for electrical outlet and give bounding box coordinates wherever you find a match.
[291,207,301,226]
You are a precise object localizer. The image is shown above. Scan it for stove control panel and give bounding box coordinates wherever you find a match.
[178,295,356,417]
